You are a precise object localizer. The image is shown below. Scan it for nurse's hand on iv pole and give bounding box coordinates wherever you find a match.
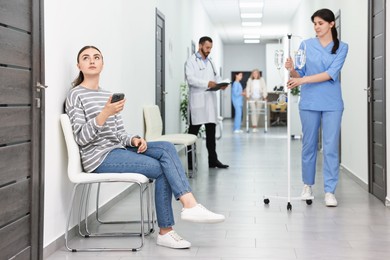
[285,57,294,71]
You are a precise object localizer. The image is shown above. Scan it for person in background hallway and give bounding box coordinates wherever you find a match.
[65,46,225,249]
[185,36,229,169]
[245,69,268,132]
[285,8,348,207]
[231,72,244,133]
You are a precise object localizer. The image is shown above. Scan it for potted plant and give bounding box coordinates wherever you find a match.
[180,83,189,132]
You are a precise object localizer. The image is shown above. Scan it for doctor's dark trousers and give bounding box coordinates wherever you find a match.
[187,120,218,167]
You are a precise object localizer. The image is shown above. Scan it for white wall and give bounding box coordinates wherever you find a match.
[222,44,266,117]
[43,0,223,248]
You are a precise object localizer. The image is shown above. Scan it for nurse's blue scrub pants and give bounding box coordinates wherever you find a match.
[299,109,343,193]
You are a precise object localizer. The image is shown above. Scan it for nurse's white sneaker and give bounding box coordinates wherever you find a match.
[234,129,243,134]
[301,185,313,200]
[157,230,191,249]
[324,192,338,207]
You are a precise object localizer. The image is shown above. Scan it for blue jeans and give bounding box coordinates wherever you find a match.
[299,110,343,193]
[93,141,192,228]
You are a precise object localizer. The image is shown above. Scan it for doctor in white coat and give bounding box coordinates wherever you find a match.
[185,36,229,169]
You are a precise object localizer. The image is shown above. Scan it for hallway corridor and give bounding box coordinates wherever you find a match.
[46,120,390,260]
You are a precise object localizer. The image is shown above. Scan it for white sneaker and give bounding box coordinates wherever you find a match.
[234,129,243,134]
[301,185,313,200]
[181,204,225,223]
[324,192,338,207]
[157,230,191,249]
[252,128,258,133]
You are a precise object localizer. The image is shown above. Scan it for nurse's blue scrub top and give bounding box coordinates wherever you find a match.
[296,38,348,111]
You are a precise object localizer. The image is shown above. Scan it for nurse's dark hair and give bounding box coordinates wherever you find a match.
[199,36,213,44]
[311,8,339,54]
[72,45,102,87]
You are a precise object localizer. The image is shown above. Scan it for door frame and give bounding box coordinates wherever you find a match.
[368,0,387,203]
[31,0,45,258]
[155,9,166,133]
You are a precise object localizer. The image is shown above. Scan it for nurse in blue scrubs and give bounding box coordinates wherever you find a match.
[285,8,348,207]
[232,72,244,133]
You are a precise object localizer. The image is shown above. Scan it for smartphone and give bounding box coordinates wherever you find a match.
[111,93,125,103]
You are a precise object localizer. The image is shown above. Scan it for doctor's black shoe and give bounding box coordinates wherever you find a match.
[209,160,229,169]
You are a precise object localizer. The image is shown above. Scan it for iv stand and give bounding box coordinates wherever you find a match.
[263,34,313,211]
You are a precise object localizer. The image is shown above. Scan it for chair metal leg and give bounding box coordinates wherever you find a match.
[191,143,197,177]
[65,182,149,252]
[94,182,154,236]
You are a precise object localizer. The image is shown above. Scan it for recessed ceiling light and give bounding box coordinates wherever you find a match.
[241,13,263,19]
[239,2,264,9]
[244,39,260,44]
[242,22,262,27]
[243,34,260,39]
[242,28,261,34]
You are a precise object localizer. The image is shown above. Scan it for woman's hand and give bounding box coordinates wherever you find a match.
[132,137,147,153]
[96,96,126,126]
[285,57,294,71]
[105,96,125,115]
[287,77,305,89]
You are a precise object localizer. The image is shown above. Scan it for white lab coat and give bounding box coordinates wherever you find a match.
[185,53,221,125]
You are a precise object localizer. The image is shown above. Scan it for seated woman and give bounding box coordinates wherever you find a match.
[65,46,225,249]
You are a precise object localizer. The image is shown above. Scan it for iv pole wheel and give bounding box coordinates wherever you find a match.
[306,199,313,205]
[264,198,270,204]
[287,202,292,211]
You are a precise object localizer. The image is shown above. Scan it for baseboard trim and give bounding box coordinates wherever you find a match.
[43,185,136,258]
[340,164,368,191]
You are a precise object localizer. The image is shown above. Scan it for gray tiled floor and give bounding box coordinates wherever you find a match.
[45,120,390,260]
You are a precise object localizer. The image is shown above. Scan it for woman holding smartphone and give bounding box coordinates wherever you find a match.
[65,46,224,249]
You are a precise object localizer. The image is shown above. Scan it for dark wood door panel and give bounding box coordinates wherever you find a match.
[373,35,384,58]
[0,143,31,186]
[372,57,384,79]
[0,0,31,32]
[373,79,384,100]
[373,0,385,15]
[0,26,31,68]
[373,11,384,35]
[0,179,30,227]
[0,67,31,104]
[0,107,31,145]
[374,164,385,186]
[373,143,384,166]
[373,102,384,122]
[0,215,30,260]
[12,247,31,260]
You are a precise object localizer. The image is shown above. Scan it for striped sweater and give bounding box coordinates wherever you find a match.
[65,86,137,172]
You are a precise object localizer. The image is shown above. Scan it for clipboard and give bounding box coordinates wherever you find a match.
[206,79,231,91]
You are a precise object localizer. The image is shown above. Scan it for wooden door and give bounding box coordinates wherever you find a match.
[368,0,387,203]
[156,9,166,133]
[0,0,44,259]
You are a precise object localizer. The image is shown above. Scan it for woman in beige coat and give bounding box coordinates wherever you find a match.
[246,69,268,132]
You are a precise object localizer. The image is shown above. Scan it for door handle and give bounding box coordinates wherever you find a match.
[36,82,48,92]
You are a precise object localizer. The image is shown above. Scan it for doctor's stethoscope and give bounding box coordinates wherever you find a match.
[195,55,217,76]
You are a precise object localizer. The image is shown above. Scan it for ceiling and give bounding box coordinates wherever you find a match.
[199,0,302,44]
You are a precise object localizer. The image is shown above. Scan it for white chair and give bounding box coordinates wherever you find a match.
[143,105,198,178]
[60,114,154,252]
